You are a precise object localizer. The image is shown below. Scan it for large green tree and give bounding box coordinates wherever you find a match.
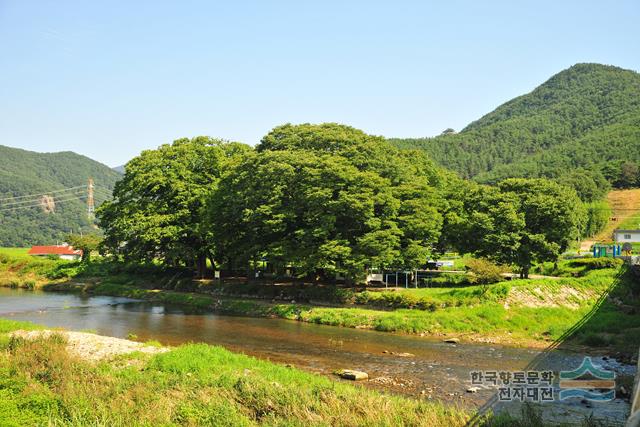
[454,179,584,278]
[98,137,249,277]
[210,123,448,282]
[209,151,400,282]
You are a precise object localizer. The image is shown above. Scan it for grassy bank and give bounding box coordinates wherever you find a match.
[1,249,639,355]
[0,318,470,426]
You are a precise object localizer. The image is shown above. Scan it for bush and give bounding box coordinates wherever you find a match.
[466,259,505,286]
[580,332,610,347]
[568,257,623,270]
[352,291,437,310]
[422,274,470,288]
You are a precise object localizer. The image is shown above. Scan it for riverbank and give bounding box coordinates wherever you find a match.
[1,249,639,359]
[0,318,472,426]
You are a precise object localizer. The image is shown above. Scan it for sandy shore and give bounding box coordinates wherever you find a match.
[11,329,168,361]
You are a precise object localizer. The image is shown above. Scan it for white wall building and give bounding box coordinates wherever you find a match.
[613,229,640,243]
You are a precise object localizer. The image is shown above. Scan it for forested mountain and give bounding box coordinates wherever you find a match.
[0,145,121,246]
[390,63,640,201]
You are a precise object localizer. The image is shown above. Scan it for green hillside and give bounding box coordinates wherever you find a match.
[390,63,640,201]
[0,145,121,246]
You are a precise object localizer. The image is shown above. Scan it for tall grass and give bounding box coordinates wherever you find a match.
[0,319,470,426]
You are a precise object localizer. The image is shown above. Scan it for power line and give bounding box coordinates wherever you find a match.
[0,198,85,213]
[0,184,113,209]
[0,185,85,202]
[92,187,112,196]
[0,195,86,213]
[0,189,85,208]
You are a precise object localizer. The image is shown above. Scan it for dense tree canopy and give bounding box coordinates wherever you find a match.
[210,124,448,282]
[94,123,593,283]
[451,179,584,277]
[98,137,250,277]
[66,233,103,262]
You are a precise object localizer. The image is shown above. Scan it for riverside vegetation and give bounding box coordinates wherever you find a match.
[98,123,595,281]
[0,252,638,426]
[2,249,639,358]
[0,318,471,426]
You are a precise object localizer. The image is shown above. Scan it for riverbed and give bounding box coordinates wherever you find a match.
[0,287,633,424]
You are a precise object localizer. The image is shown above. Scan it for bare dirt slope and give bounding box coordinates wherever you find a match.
[580,189,640,251]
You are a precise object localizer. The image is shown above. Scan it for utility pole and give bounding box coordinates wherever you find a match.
[87,178,95,220]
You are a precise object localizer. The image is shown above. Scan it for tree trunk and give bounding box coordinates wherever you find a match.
[196,253,207,279]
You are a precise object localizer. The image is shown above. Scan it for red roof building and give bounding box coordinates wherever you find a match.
[28,245,83,259]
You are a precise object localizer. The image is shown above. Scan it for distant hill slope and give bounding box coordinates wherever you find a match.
[390,63,640,200]
[595,189,640,241]
[0,145,121,246]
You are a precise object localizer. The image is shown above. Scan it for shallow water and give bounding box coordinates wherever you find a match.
[0,287,633,421]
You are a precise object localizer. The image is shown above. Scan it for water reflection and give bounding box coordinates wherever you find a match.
[0,287,622,410]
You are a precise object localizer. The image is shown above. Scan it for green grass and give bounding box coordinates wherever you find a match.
[0,318,470,426]
[1,250,637,353]
[483,403,606,427]
[618,211,640,230]
[290,302,586,340]
[532,257,623,277]
[0,248,29,257]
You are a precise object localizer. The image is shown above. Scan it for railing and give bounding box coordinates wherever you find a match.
[628,350,640,427]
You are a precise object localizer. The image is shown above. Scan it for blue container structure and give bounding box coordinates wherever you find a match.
[592,244,622,258]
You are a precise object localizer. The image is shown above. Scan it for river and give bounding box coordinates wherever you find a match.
[0,288,634,423]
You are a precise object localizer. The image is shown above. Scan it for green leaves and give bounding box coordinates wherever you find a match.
[453,178,584,277]
[66,234,102,262]
[97,123,586,283]
[209,124,449,280]
[98,137,250,274]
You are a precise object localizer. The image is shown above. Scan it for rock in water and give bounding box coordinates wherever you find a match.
[444,338,460,344]
[336,369,369,381]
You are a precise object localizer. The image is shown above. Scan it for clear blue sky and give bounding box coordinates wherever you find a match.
[1,1,638,167]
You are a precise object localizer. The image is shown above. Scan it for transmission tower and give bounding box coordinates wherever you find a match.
[87,178,95,219]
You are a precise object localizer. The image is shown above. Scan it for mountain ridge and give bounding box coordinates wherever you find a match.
[389,63,640,200]
[0,144,121,246]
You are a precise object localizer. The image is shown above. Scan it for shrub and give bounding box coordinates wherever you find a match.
[466,259,505,286]
[580,332,610,347]
[568,257,623,270]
